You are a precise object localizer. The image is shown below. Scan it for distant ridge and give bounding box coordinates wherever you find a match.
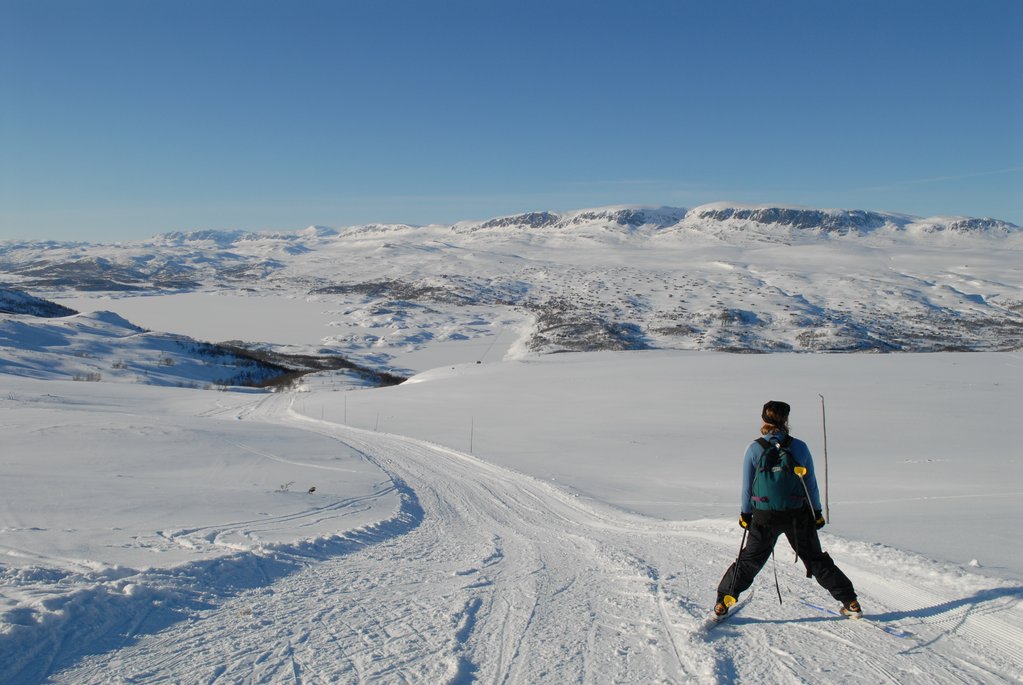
[0,203,1018,248]
[471,206,688,232]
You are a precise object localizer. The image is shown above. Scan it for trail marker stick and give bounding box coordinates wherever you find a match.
[818,394,830,523]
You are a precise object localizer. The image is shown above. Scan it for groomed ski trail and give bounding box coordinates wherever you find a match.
[50,392,1023,684]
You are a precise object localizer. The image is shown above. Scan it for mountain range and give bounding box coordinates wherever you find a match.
[1,203,1021,366]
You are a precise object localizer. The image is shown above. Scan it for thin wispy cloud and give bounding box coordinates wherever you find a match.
[851,166,1023,193]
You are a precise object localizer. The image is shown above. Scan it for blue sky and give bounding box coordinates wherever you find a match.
[1,0,1021,241]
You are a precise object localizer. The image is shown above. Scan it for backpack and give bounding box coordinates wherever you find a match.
[750,435,806,511]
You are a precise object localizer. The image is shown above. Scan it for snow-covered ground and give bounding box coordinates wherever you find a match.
[1,204,1021,682]
[298,350,1023,581]
[1,348,1021,682]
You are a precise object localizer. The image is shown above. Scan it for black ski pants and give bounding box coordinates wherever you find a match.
[716,513,857,604]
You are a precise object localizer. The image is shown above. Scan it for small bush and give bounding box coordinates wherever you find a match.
[73,372,102,382]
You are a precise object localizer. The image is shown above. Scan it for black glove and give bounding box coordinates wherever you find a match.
[739,512,752,529]
[814,510,826,530]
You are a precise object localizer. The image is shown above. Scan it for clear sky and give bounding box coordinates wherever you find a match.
[1,0,1021,241]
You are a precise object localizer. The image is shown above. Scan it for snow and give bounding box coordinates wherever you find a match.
[0,382,395,571]
[0,309,295,388]
[1,204,1022,682]
[1,347,1021,682]
[304,350,1023,580]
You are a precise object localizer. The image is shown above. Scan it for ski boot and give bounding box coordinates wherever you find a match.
[840,599,863,618]
[713,594,736,618]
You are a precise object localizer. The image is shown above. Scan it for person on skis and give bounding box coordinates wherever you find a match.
[714,400,862,618]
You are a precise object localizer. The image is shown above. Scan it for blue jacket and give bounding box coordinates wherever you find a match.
[740,431,822,514]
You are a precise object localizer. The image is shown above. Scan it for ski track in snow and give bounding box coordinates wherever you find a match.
[38,392,1023,684]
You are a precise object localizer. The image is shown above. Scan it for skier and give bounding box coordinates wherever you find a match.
[713,400,862,618]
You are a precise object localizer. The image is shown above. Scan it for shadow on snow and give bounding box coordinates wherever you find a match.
[0,477,424,684]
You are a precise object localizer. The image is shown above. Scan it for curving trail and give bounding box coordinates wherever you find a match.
[53,392,1023,684]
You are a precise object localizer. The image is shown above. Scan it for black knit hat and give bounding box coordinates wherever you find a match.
[762,400,791,424]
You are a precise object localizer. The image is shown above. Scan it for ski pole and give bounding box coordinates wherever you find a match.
[771,549,783,605]
[793,466,816,519]
[724,525,749,607]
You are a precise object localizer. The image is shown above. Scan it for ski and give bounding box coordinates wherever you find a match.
[800,600,913,639]
[698,590,755,633]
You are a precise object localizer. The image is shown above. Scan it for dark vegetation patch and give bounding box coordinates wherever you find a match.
[217,342,408,389]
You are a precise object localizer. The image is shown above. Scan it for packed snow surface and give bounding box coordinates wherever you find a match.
[1,351,1021,683]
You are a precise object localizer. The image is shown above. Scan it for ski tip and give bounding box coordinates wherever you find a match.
[883,625,913,638]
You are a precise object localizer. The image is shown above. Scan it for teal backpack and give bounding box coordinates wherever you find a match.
[750,435,806,511]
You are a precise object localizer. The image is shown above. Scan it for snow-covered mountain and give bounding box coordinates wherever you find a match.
[0,288,405,389]
[0,302,286,388]
[2,204,1021,363]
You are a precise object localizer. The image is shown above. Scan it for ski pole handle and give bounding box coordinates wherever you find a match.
[793,466,815,516]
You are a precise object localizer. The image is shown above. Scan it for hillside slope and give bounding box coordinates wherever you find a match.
[26,387,1023,684]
